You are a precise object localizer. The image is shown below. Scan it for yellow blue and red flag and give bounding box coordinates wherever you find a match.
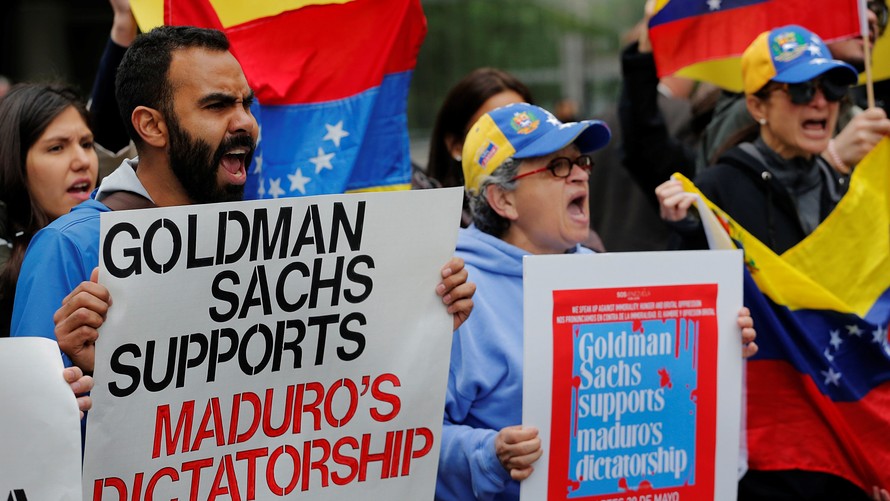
[130,0,426,197]
[675,138,890,491]
[648,0,861,91]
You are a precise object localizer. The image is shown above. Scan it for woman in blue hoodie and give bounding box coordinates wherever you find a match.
[436,103,758,501]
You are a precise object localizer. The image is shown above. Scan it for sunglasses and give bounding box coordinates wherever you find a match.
[510,155,594,182]
[773,78,849,105]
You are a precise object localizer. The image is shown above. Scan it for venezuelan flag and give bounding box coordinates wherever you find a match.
[674,138,890,491]
[649,0,860,91]
[130,0,426,197]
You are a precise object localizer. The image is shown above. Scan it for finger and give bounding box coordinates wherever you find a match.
[438,267,469,298]
[510,465,535,481]
[77,395,92,416]
[56,284,111,323]
[741,326,756,344]
[663,191,694,208]
[743,341,759,359]
[447,295,474,316]
[55,308,104,344]
[505,444,544,470]
[502,437,542,461]
[55,286,111,326]
[676,193,697,211]
[500,426,539,445]
[443,280,475,305]
[60,280,104,308]
[69,375,94,396]
[440,257,464,279]
[62,366,84,384]
[449,297,474,331]
[655,183,684,201]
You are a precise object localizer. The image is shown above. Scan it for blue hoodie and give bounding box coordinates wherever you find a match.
[436,225,592,501]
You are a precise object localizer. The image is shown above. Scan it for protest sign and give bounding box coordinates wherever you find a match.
[0,337,82,500]
[522,250,743,501]
[84,188,462,500]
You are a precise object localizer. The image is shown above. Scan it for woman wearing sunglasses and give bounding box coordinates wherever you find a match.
[657,25,887,501]
[658,25,858,255]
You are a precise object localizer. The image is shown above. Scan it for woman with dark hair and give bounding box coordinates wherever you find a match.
[419,68,533,226]
[0,83,98,333]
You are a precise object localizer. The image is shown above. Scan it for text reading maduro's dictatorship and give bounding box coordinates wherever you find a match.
[87,191,461,501]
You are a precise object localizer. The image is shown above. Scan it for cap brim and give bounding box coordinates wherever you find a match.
[773,59,859,86]
[512,120,611,159]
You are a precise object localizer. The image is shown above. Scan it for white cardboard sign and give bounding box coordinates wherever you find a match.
[84,188,462,500]
[0,337,83,500]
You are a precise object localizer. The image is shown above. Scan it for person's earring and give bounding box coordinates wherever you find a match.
[453,155,462,161]
[758,118,767,125]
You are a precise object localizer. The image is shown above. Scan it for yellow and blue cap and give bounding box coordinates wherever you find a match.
[461,103,611,195]
[741,24,858,95]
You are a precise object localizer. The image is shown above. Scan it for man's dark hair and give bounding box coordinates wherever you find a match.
[115,25,230,146]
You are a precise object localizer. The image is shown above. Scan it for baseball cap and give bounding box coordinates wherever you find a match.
[461,103,611,195]
[741,24,858,95]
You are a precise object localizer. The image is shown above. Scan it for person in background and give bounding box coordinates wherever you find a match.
[0,83,98,335]
[0,75,11,98]
[657,25,886,500]
[698,0,890,170]
[419,68,533,227]
[420,68,606,251]
[89,0,139,181]
[437,102,758,500]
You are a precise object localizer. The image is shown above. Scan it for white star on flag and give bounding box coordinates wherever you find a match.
[310,147,335,174]
[287,167,311,194]
[846,324,863,337]
[252,153,263,174]
[821,367,842,386]
[707,0,722,10]
[256,178,266,198]
[823,348,835,362]
[829,329,843,350]
[872,325,886,344]
[323,121,350,148]
[267,178,285,198]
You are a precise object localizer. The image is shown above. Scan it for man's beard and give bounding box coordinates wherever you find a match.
[167,115,254,204]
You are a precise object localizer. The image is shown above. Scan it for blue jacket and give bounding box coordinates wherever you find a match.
[436,225,592,501]
[12,159,147,365]
[11,200,109,366]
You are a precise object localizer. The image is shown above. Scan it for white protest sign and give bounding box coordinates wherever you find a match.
[522,250,743,501]
[84,188,462,500]
[0,337,82,500]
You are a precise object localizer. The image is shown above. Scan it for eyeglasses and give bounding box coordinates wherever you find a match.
[774,78,849,105]
[869,0,888,36]
[510,155,594,182]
